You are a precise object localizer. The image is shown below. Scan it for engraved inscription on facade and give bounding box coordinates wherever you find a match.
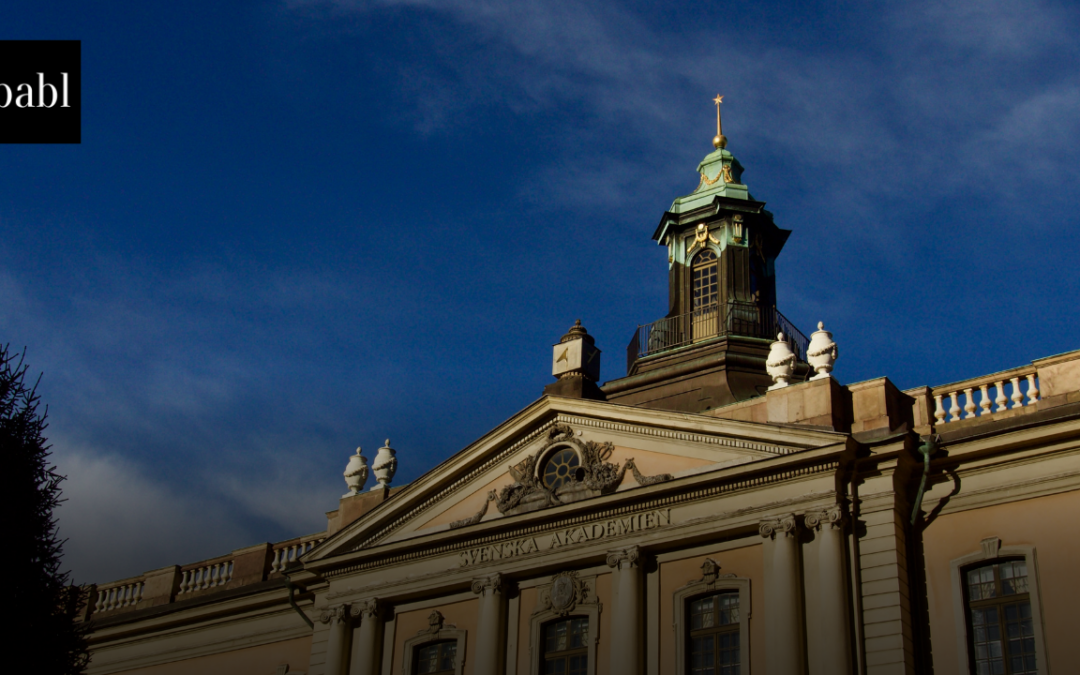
[458,508,671,567]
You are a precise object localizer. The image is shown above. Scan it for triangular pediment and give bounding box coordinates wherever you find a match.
[307,396,842,561]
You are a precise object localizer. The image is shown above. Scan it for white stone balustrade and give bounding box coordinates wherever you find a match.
[271,537,325,573]
[93,579,144,614]
[932,367,1040,425]
[177,560,234,595]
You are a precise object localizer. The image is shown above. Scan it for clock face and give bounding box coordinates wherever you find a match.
[552,340,601,380]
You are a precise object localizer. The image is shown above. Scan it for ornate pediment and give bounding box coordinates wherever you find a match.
[493,423,672,516]
[304,398,832,557]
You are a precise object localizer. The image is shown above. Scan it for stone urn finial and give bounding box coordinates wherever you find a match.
[371,439,397,491]
[766,332,797,390]
[343,446,370,497]
[807,321,839,380]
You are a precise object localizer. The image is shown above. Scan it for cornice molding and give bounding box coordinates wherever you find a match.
[325,460,839,578]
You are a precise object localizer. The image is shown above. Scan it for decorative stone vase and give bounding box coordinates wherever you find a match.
[766,332,796,390]
[371,439,397,490]
[807,321,838,380]
[343,447,369,497]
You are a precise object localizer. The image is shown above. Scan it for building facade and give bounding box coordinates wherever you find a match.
[81,129,1080,675]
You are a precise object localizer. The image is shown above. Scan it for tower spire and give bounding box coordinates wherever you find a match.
[712,94,727,149]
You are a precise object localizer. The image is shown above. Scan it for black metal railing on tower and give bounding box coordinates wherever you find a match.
[625,300,809,374]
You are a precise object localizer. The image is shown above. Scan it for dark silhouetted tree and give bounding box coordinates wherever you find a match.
[3,345,89,673]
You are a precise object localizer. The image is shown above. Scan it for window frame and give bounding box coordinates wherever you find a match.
[402,627,467,675]
[540,445,583,492]
[538,616,590,674]
[411,639,460,675]
[672,574,751,675]
[529,573,600,675]
[950,539,1048,675]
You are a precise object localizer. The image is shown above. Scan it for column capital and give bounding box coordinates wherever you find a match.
[804,505,845,531]
[319,602,349,624]
[351,597,380,621]
[758,514,798,539]
[606,545,641,569]
[471,572,504,596]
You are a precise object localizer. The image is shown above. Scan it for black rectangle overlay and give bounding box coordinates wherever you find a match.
[0,40,81,143]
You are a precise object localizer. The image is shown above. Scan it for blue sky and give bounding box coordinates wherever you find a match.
[3,0,1078,584]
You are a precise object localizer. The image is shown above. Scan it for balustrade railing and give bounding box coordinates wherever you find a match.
[627,301,809,373]
[177,559,234,595]
[93,578,144,614]
[931,366,1040,425]
[271,536,325,573]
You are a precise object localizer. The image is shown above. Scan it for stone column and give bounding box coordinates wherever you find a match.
[760,515,804,675]
[606,546,643,675]
[349,598,382,675]
[472,574,507,675]
[805,506,852,675]
[321,603,352,675]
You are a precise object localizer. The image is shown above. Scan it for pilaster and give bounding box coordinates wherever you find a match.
[855,448,919,675]
[472,573,507,675]
[606,546,643,675]
[349,598,382,675]
[320,603,355,675]
[760,514,804,675]
[805,505,853,675]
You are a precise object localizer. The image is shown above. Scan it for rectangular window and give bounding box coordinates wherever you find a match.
[964,560,1036,675]
[688,591,740,675]
[414,640,457,675]
[542,617,589,675]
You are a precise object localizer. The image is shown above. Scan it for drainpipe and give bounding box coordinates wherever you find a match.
[282,570,314,629]
[910,434,940,526]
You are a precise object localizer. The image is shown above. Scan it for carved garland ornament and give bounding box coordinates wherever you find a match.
[686,223,721,256]
[449,489,497,530]
[493,423,672,517]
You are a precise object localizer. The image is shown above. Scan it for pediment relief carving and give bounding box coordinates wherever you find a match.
[494,423,672,517]
[339,410,810,551]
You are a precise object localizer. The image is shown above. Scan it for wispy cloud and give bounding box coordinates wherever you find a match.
[53,442,251,585]
[291,0,1080,219]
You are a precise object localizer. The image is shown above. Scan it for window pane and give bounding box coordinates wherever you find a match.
[717,593,739,625]
[970,603,1004,675]
[542,658,566,674]
[416,641,456,674]
[690,635,714,675]
[568,655,588,675]
[968,566,997,600]
[542,617,588,675]
[542,450,581,491]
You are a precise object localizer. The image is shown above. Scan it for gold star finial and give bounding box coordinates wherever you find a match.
[712,94,727,149]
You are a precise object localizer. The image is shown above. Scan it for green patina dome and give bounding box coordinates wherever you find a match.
[668,146,750,215]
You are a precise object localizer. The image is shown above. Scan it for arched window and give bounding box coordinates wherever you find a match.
[687,590,741,675]
[541,616,589,674]
[541,448,581,491]
[413,639,458,675]
[691,249,719,340]
[963,559,1036,675]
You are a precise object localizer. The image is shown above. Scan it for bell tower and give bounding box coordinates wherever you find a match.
[602,97,808,413]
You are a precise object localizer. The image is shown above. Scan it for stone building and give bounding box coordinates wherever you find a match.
[81,123,1080,675]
